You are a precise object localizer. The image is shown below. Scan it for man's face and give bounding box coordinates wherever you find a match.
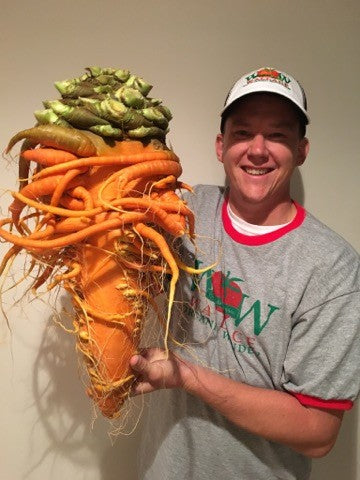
[216,93,309,216]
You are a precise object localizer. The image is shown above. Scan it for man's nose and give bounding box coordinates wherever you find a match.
[247,134,268,162]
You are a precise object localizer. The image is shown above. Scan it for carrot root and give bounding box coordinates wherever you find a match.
[1,134,197,420]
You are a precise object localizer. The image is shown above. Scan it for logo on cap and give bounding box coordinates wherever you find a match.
[245,68,291,90]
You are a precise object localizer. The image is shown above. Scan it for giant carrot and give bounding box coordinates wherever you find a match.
[0,67,202,420]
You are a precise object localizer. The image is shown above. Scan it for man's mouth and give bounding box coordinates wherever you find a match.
[242,167,273,176]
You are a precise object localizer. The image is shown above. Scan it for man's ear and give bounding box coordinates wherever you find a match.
[297,137,310,166]
[215,133,224,163]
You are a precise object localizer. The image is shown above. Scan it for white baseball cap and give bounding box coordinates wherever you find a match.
[221,67,310,124]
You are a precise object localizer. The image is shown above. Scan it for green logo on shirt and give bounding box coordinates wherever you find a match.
[191,261,279,336]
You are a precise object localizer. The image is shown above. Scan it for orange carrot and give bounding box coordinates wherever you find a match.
[32,150,178,180]
[31,264,56,291]
[0,213,146,250]
[1,129,197,419]
[134,222,179,354]
[9,174,84,224]
[59,195,86,211]
[50,168,86,206]
[59,186,94,211]
[0,66,207,421]
[54,217,91,234]
[21,148,78,166]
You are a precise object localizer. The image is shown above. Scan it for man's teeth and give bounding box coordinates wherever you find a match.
[243,167,272,175]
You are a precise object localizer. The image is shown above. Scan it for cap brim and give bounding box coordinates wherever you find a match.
[221,82,310,124]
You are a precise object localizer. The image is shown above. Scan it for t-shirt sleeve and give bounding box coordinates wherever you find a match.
[282,244,360,410]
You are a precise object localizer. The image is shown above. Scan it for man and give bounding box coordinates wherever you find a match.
[131,68,360,479]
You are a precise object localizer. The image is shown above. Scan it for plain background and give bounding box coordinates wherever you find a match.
[0,1,359,479]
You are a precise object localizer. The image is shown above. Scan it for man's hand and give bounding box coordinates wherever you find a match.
[130,347,343,457]
[130,348,191,395]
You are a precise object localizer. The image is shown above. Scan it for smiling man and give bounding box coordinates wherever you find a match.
[216,92,309,225]
[132,68,360,480]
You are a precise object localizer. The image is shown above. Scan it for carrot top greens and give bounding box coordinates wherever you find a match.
[34,67,172,141]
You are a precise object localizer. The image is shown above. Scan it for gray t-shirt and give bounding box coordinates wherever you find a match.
[138,185,360,480]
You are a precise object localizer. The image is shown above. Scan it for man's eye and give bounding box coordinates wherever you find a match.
[234,130,250,138]
[268,132,286,140]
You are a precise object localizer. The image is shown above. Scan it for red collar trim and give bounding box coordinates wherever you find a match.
[222,197,306,246]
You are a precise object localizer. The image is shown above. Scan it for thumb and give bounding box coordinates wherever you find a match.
[130,354,149,374]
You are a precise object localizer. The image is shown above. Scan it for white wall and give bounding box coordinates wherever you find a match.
[0,1,359,479]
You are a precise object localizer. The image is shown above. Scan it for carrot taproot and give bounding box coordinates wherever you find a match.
[0,245,21,276]
[31,149,178,180]
[59,186,94,211]
[9,174,85,224]
[59,195,86,211]
[117,159,182,191]
[21,148,78,166]
[151,175,177,189]
[48,262,81,291]
[54,217,91,234]
[115,254,171,274]
[55,262,81,282]
[49,168,86,207]
[10,192,100,218]
[31,264,56,291]
[133,222,179,355]
[0,213,147,250]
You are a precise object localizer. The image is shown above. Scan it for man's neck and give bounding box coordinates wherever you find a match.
[228,196,296,226]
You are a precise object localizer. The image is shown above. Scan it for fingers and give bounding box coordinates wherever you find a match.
[130,354,160,396]
[130,348,192,398]
[130,355,151,395]
[137,347,167,362]
[130,349,174,394]
[130,353,165,384]
[132,380,156,395]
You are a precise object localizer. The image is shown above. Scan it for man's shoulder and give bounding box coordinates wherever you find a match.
[182,184,225,209]
[301,209,359,264]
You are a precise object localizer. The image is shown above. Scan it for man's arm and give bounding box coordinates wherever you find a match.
[130,348,344,458]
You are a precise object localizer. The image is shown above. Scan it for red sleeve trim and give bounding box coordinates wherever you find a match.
[222,197,306,246]
[292,392,354,411]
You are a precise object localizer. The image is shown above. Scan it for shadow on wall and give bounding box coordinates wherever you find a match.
[310,406,358,480]
[27,294,105,478]
[28,294,143,480]
[99,424,143,480]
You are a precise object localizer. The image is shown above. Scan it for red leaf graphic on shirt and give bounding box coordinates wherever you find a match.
[211,271,243,318]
